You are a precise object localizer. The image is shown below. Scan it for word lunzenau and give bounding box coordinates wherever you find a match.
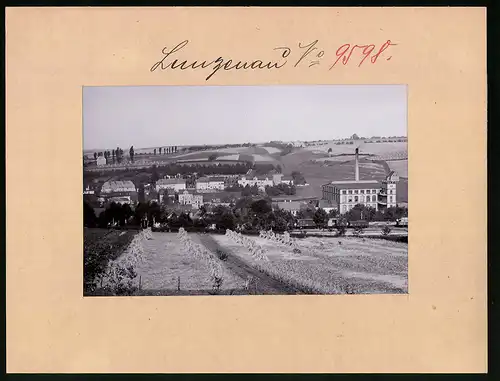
[150,40,289,81]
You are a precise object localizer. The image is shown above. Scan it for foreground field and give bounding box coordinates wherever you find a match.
[83,228,139,293]
[91,231,408,295]
[211,234,407,294]
[126,232,247,292]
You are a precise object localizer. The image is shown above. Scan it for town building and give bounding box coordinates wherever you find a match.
[280,175,294,185]
[316,199,338,214]
[96,156,106,166]
[321,147,399,214]
[238,175,274,190]
[201,192,239,206]
[156,178,187,192]
[158,188,177,203]
[195,176,226,191]
[108,196,132,205]
[178,191,204,209]
[101,180,136,194]
[379,171,399,209]
[273,201,302,216]
[322,180,381,214]
[83,185,95,195]
[271,173,294,186]
[272,173,283,186]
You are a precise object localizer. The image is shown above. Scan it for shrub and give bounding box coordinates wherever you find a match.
[336,226,346,237]
[382,225,392,236]
[216,249,228,261]
[210,276,224,295]
[353,227,364,236]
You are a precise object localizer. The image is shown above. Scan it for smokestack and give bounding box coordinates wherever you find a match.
[355,148,360,182]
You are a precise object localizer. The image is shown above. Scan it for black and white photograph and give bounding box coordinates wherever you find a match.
[83,85,408,296]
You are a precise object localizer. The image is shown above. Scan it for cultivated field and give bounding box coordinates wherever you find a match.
[159,145,280,164]
[305,141,407,156]
[93,231,408,295]
[125,232,246,293]
[386,159,408,178]
[274,141,408,201]
[211,234,408,294]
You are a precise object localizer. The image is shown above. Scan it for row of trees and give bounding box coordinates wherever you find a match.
[93,147,126,164]
[84,197,408,232]
[225,182,296,197]
[153,146,179,155]
[91,145,181,164]
[264,183,296,196]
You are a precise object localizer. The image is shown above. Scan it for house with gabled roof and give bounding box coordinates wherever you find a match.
[195,176,226,191]
[156,178,186,192]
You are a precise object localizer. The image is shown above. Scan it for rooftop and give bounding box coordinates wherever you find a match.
[318,199,338,208]
[274,201,303,211]
[157,178,186,185]
[180,191,204,197]
[102,180,136,189]
[197,176,226,182]
[109,196,131,201]
[159,188,177,195]
[324,180,380,190]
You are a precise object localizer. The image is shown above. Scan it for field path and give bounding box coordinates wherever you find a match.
[193,234,303,295]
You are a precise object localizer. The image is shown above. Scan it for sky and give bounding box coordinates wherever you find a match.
[83,85,407,151]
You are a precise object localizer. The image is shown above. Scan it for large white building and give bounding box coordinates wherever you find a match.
[101,180,136,194]
[321,147,399,214]
[195,176,225,191]
[271,173,294,186]
[322,180,381,214]
[156,178,187,192]
[238,175,274,190]
[178,191,204,209]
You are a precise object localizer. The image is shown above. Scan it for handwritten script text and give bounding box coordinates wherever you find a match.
[150,39,397,81]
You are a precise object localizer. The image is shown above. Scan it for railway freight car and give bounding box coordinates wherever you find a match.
[297,218,316,229]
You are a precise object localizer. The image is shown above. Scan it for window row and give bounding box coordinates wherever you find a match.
[341,189,378,195]
[341,204,377,212]
[342,195,378,203]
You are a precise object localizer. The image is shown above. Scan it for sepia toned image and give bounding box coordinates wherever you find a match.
[7,6,486,373]
[83,84,409,296]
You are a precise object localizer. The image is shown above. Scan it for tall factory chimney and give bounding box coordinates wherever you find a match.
[355,147,360,182]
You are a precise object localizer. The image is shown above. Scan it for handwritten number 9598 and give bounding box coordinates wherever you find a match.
[330,40,396,69]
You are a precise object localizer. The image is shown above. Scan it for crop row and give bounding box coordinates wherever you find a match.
[225,230,269,261]
[178,228,224,285]
[224,230,347,294]
[259,230,301,251]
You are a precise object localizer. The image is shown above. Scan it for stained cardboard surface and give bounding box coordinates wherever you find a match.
[6,7,487,373]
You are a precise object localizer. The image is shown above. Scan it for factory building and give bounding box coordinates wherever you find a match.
[321,147,399,214]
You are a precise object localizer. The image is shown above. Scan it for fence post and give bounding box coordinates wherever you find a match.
[139,275,142,290]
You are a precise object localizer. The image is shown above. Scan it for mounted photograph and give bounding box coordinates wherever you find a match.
[83,85,408,296]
